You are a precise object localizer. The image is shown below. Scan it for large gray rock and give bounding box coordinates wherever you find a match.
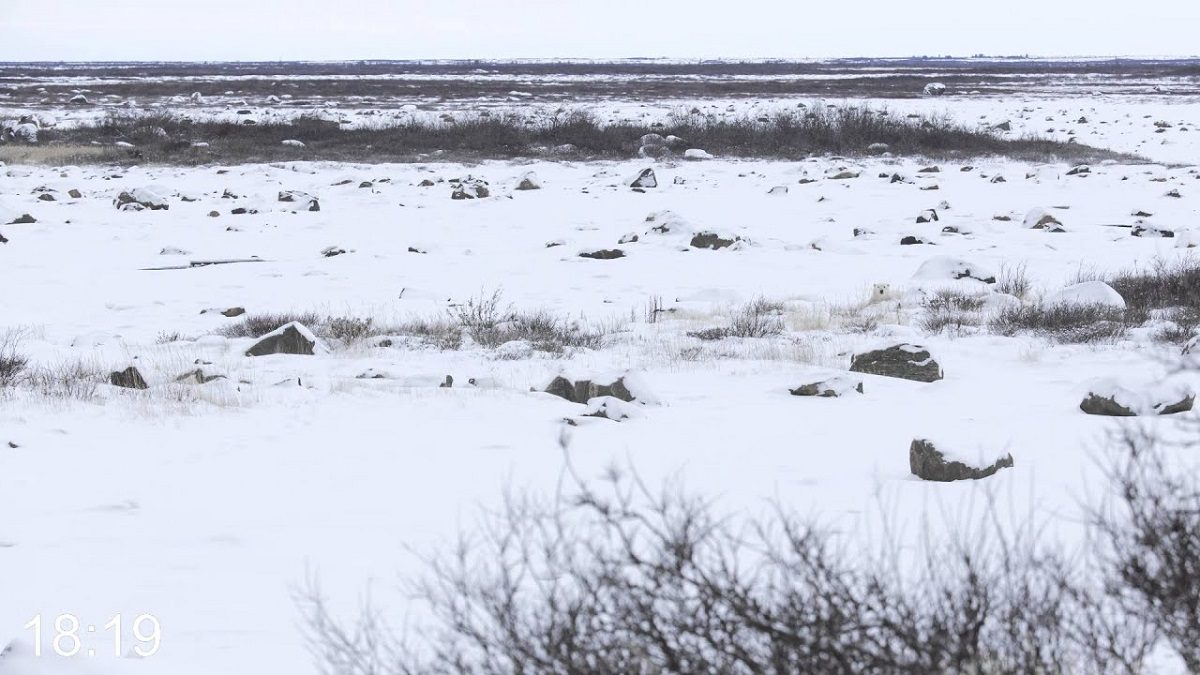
[544,375,636,404]
[109,366,148,390]
[245,322,321,357]
[690,232,738,250]
[1080,390,1194,417]
[910,439,1013,482]
[850,344,943,382]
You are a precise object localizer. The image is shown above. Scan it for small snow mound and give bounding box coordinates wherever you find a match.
[1046,281,1125,309]
[584,396,645,421]
[912,256,997,284]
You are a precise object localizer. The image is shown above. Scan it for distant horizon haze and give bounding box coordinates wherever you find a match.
[3,1,1199,62]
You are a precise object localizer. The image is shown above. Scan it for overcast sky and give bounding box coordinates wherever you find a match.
[4,1,1199,62]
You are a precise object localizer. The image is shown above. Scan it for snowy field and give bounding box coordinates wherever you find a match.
[2,66,1200,673]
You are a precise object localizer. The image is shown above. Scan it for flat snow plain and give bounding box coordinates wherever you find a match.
[2,97,1200,674]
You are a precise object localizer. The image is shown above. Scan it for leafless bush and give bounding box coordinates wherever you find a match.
[1105,258,1200,344]
[0,330,28,387]
[996,263,1031,300]
[385,317,464,351]
[728,298,785,338]
[22,361,105,400]
[1107,257,1200,315]
[449,290,507,346]
[990,303,1137,343]
[326,317,378,345]
[920,289,986,334]
[1091,429,1200,671]
[300,459,1159,675]
[219,312,324,339]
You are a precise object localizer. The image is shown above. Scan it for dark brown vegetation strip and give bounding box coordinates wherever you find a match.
[4,106,1135,166]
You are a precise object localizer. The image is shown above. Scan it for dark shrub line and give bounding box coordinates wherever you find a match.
[23,106,1133,165]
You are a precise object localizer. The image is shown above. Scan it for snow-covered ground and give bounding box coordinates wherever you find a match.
[2,94,1200,673]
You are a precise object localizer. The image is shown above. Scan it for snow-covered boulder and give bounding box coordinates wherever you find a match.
[278,190,320,211]
[114,186,170,211]
[450,176,489,199]
[1023,207,1064,231]
[1079,379,1193,416]
[244,322,325,357]
[584,396,645,421]
[1045,281,1125,309]
[643,210,693,236]
[628,168,657,189]
[1173,229,1200,249]
[850,344,943,383]
[515,171,541,190]
[912,256,997,284]
[910,438,1014,482]
[11,122,37,143]
[789,376,864,397]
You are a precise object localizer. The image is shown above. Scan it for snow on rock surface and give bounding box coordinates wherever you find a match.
[1079,378,1194,416]
[789,375,864,397]
[1023,207,1064,230]
[114,186,170,211]
[909,438,1014,482]
[912,256,997,284]
[1046,281,1126,309]
[850,344,943,382]
[245,322,326,357]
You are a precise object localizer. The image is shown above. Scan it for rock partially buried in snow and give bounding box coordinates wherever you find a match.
[1023,207,1064,231]
[245,322,323,357]
[850,344,943,383]
[579,248,625,260]
[542,373,653,405]
[628,168,657,189]
[515,172,541,190]
[114,187,169,211]
[923,82,947,96]
[109,366,148,390]
[690,232,739,250]
[910,438,1014,482]
[584,396,644,421]
[451,176,490,200]
[1046,281,1125,309]
[789,376,863,397]
[278,190,320,211]
[912,256,997,284]
[1079,380,1194,416]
